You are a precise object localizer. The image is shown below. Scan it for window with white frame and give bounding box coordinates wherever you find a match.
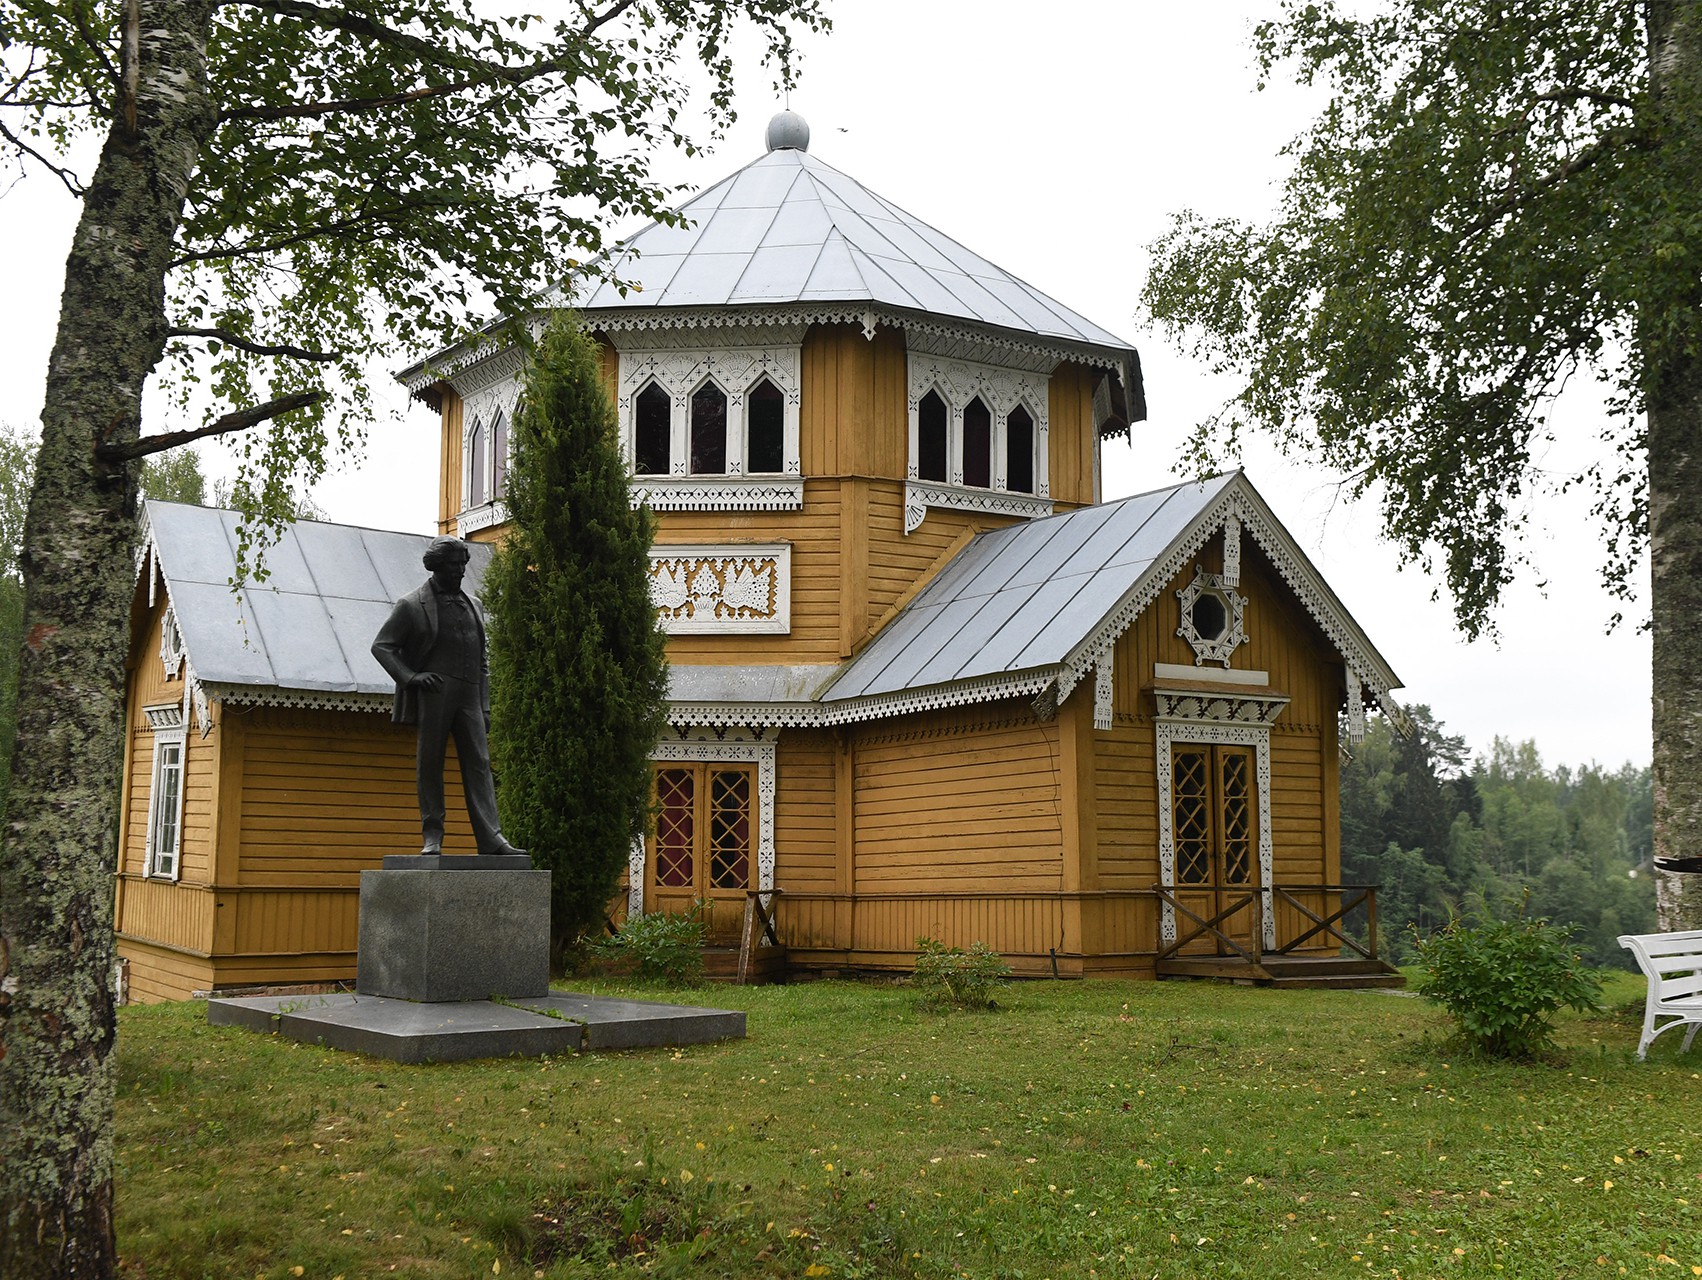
[142,705,186,881]
[618,342,804,510]
[465,408,509,509]
[904,351,1053,532]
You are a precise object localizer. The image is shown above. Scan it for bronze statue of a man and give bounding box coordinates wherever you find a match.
[372,536,526,858]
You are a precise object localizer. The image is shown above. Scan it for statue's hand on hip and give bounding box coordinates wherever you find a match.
[409,672,444,691]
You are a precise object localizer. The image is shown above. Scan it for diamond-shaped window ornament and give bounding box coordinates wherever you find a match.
[1175,566,1247,667]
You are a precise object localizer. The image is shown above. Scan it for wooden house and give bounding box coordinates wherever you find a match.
[116,113,1404,999]
[396,113,1406,983]
[114,508,493,1002]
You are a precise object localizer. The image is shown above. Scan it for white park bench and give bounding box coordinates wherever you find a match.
[1619,930,1702,1060]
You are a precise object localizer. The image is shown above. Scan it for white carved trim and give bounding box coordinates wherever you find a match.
[650,544,791,634]
[632,730,778,918]
[1346,674,1367,744]
[456,501,509,536]
[159,607,185,681]
[607,322,808,351]
[1093,662,1113,730]
[1222,514,1241,588]
[903,483,1053,534]
[203,682,396,714]
[630,477,804,512]
[619,343,803,484]
[1151,689,1290,725]
[1175,567,1248,667]
[905,349,1051,506]
[143,703,185,732]
[1153,664,1270,686]
[1155,719,1277,950]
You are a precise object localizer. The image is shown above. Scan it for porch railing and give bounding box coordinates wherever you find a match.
[1154,883,1381,963]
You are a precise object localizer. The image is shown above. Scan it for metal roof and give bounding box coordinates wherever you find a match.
[141,501,491,697]
[564,146,1137,357]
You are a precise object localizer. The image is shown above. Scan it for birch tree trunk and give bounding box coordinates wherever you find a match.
[0,2,217,1273]
[1646,0,1702,929]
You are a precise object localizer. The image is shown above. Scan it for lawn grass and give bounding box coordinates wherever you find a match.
[114,972,1702,1279]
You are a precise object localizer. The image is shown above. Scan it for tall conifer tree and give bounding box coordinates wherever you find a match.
[485,318,669,958]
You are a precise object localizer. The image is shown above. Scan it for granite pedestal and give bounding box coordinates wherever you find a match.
[357,866,550,1002]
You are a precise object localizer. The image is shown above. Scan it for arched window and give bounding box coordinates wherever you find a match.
[918,390,948,482]
[690,380,728,475]
[468,417,488,506]
[962,396,992,489]
[747,377,784,474]
[634,382,671,476]
[1005,405,1034,494]
[491,410,508,501]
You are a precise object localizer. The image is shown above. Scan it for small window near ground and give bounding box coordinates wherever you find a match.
[962,397,992,488]
[747,378,785,474]
[690,381,728,475]
[635,382,671,476]
[918,391,948,482]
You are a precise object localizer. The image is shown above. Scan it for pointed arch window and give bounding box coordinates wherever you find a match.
[468,417,488,506]
[1005,404,1035,494]
[635,381,672,476]
[962,396,992,489]
[918,390,948,482]
[690,381,728,475]
[491,410,509,500]
[747,377,785,474]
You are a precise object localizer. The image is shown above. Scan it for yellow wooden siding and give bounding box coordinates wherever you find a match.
[852,708,1064,895]
[234,705,471,882]
[773,731,837,892]
[1046,362,1099,508]
[438,386,463,534]
[115,939,214,1005]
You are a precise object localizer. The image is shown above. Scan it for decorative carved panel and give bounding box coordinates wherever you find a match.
[648,544,791,634]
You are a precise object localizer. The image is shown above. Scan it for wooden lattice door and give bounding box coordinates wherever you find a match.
[1170,744,1260,956]
[647,762,754,940]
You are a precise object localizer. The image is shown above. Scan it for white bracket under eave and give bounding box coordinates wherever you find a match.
[1093,661,1113,730]
[1346,672,1367,744]
[1222,512,1241,588]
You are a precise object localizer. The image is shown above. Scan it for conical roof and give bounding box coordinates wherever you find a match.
[565,145,1136,358]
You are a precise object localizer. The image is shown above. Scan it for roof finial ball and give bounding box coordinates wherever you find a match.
[765,109,810,153]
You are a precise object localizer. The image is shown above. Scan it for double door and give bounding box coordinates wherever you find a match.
[646,762,754,940]
[1170,743,1261,955]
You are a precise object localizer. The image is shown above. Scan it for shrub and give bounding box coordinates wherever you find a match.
[593,909,706,985]
[1414,912,1603,1059]
[911,936,1010,1011]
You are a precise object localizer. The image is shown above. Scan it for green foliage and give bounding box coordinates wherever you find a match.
[1415,910,1605,1059]
[1142,0,1702,632]
[911,936,1011,1011]
[592,909,706,985]
[0,424,28,823]
[485,318,670,957]
[1340,709,1654,965]
[137,448,207,506]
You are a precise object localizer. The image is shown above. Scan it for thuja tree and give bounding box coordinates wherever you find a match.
[485,318,669,961]
[1142,2,1702,919]
[0,2,825,1273]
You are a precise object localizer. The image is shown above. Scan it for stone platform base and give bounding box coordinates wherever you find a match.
[207,991,746,1064]
[357,867,549,1002]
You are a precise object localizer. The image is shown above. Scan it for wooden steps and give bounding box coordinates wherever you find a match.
[701,945,789,984]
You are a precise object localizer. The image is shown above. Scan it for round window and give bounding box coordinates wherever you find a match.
[1190,591,1228,642]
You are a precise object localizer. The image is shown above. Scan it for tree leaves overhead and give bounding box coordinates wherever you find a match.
[0,0,828,519]
[1142,0,1699,635]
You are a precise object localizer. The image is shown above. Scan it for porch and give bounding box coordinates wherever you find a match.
[723,884,1403,988]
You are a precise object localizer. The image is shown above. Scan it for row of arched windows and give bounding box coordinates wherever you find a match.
[916,390,1037,494]
[634,375,787,477]
[467,410,509,508]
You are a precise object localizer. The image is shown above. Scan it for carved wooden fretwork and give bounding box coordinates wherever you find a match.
[1222,514,1241,588]
[457,501,508,537]
[1093,662,1113,731]
[159,607,184,681]
[904,349,1052,533]
[1346,674,1367,744]
[649,544,791,634]
[617,342,803,507]
[629,729,778,918]
[1175,566,1247,667]
[1150,688,1289,725]
[1154,717,1278,950]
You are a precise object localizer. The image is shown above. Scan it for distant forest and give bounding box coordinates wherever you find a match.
[1344,707,1654,966]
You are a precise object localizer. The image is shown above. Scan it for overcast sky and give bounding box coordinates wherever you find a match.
[0,0,1652,771]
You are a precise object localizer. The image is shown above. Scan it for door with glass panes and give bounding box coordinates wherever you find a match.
[1169,743,1260,956]
[647,762,754,940]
